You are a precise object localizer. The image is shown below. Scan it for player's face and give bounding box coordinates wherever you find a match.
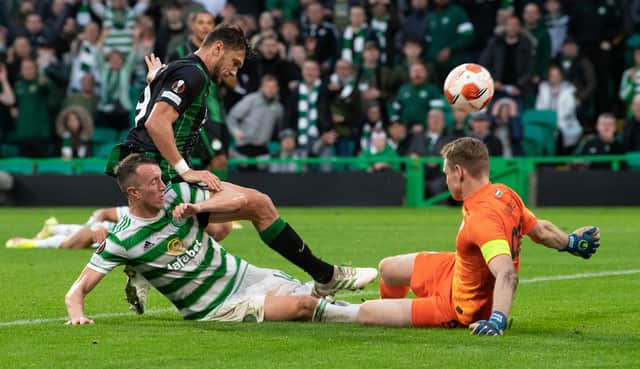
[134,164,167,211]
[443,159,464,201]
[212,46,245,84]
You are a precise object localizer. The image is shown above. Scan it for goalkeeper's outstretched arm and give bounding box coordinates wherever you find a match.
[527,220,600,259]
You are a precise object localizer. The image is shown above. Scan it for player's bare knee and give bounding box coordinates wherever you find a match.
[378,257,397,281]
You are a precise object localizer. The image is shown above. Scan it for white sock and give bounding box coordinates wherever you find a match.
[35,234,67,248]
[312,299,361,323]
[50,224,83,236]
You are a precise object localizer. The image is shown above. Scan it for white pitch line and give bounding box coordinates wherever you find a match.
[1,269,638,327]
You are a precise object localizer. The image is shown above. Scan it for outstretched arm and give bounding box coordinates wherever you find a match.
[65,267,106,324]
[172,186,247,220]
[528,220,600,258]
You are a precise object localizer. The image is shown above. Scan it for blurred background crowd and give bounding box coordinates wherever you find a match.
[1,0,640,178]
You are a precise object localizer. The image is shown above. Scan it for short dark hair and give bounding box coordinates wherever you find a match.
[440,137,489,178]
[115,154,158,193]
[201,24,252,56]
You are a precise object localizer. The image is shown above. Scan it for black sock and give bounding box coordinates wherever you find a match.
[259,218,334,283]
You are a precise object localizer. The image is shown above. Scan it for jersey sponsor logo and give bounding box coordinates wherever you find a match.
[171,79,186,94]
[167,237,186,255]
[167,241,202,271]
[161,90,182,106]
[95,240,106,254]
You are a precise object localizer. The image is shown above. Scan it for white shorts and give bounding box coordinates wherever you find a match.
[201,265,312,322]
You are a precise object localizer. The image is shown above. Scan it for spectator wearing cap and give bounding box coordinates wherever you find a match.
[523,2,551,82]
[623,95,640,151]
[389,62,447,139]
[490,97,524,157]
[536,64,583,153]
[620,46,640,114]
[227,75,284,171]
[366,0,400,66]
[544,0,569,58]
[480,15,535,108]
[301,2,339,74]
[424,0,475,86]
[357,129,399,172]
[554,37,597,122]
[340,5,368,68]
[328,59,363,158]
[469,112,504,157]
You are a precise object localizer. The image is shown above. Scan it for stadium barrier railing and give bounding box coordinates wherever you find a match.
[1,153,639,207]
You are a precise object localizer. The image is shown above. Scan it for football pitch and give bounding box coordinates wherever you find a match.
[0,207,638,369]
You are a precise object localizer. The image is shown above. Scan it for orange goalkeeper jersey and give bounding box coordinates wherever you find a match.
[452,183,537,325]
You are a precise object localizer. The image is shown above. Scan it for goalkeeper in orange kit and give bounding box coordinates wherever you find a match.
[357,137,600,335]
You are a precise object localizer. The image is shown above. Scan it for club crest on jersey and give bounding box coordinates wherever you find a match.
[167,237,185,255]
[171,80,186,94]
[495,189,503,198]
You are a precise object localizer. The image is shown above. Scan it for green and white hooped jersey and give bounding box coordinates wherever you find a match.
[87,183,248,320]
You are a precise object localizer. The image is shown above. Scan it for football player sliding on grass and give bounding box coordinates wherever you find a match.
[65,154,363,325]
[357,137,600,335]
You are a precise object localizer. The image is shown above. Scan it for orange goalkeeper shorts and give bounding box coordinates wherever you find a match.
[410,251,459,328]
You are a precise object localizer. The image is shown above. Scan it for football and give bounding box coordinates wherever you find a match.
[443,63,494,113]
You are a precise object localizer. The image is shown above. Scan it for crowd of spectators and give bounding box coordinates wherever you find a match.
[1,0,640,175]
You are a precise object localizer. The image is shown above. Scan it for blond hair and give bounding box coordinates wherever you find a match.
[440,137,489,178]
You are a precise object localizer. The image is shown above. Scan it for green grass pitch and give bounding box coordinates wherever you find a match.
[0,207,638,369]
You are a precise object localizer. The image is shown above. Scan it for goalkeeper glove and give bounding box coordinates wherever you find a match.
[470,311,507,336]
[564,227,600,259]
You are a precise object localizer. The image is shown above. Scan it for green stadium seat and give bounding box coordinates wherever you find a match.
[523,109,557,131]
[92,128,118,143]
[0,144,20,158]
[93,142,117,157]
[627,151,640,172]
[36,158,75,175]
[268,141,280,155]
[0,158,35,174]
[522,110,557,156]
[75,158,107,174]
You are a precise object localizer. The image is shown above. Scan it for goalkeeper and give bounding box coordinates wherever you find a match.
[357,137,601,335]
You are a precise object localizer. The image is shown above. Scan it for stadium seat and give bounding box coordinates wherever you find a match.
[0,158,35,174]
[75,158,107,174]
[36,158,75,175]
[627,151,640,172]
[92,128,118,143]
[0,144,20,158]
[93,142,117,158]
[522,110,557,156]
